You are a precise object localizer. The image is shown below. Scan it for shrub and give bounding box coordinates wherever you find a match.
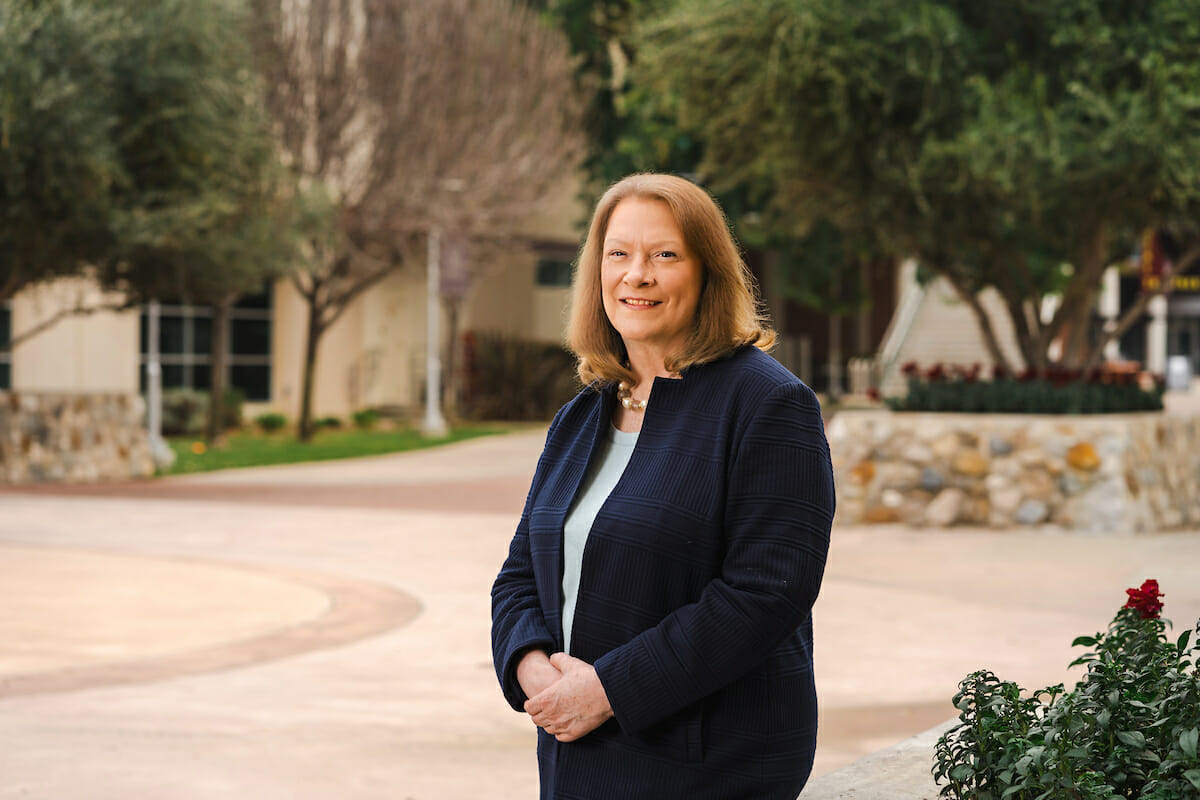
[352,408,380,430]
[888,362,1164,414]
[459,332,579,421]
[159,388,244,436]
[254,412,288,433]
[314,415,342,430]
[161,389,208,437]
[934,580,1200,799]
[221,386,245,430]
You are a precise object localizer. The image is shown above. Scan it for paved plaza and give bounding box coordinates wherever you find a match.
[2,428,1200,798]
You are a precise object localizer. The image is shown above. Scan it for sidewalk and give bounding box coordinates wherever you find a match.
[2,429,1199,799]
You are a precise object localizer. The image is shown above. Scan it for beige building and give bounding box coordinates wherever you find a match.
[0,181,586,423]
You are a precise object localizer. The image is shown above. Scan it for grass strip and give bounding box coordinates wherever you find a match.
[160,424,513,476]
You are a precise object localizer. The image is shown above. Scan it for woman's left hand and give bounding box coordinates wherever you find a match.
[524,652,613,742]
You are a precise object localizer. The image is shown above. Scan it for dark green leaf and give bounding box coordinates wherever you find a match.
[1116,730,1146,748]
[1185,769,1200,791]
[1181,727,1199,760]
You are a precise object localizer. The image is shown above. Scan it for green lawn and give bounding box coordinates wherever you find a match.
[160,424,516,476]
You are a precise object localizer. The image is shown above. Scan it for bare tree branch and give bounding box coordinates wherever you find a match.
[252,0,585,439]
[4,299,134,352]
[944,268,1015,374]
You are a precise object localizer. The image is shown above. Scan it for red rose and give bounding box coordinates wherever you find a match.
[1123,578,1164,619]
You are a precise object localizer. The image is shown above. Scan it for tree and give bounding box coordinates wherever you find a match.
[0,0,123,302]
[533,0,882,397]
[252,0,584,441]
[633,0,1200,372]
[102,0,300,443]
[1,0,300,442]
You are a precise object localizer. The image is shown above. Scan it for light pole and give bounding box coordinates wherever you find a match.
[145,299,175,467]
[423,228,448,436]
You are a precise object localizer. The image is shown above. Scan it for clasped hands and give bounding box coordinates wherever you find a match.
[517,649,613,742]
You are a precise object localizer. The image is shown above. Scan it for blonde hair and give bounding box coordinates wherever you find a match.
[566,173,775,388]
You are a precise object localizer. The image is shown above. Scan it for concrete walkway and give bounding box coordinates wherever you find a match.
[2,429,1199,799]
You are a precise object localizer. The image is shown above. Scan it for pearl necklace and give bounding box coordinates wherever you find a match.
[617,382,648,411]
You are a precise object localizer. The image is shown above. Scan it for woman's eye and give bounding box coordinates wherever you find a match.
[658,251,677,259]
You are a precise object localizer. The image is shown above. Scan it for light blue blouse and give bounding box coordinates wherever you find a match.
[561,423,639,653]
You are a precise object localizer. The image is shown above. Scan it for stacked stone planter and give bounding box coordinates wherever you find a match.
[828,410,1200,532]
[0,392,154,484]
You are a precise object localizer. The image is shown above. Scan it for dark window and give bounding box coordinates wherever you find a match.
[140,284,273,402]
[193,315,213,356]
[231,364,270,401]
[536,258,573,288]
[231,318,270,356]
[162,363,186,388]
[235,289,272,310]
[159,314,187,355]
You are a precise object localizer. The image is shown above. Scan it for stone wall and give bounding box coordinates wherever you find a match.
[0,392,154,484]
[828,410,1200,532]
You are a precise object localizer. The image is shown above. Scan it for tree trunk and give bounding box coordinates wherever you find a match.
[206,293,237,446]
[298,300,323,443]
[827,270,842,397]
[1039,226,1109,369]
[444,297,461,419]
[945,273,1014,373]
[827,313,843,398]
[1063,285,1099,367]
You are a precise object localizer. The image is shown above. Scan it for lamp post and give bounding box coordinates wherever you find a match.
[145,299,175,467]
[423,228,448,436]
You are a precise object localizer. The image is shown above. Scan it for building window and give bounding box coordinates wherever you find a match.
[140,288,272,401]
[0,302,10,390]
[536,258,574,288]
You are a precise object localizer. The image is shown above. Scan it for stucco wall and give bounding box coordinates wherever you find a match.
[9,279,139,393]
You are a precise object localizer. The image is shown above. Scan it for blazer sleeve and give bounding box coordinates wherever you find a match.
[490,415,563,712]
[593,381,835,733]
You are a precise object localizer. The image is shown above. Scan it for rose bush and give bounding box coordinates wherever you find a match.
[933,580,1200,799]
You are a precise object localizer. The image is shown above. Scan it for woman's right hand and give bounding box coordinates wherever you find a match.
[516,648,562,700]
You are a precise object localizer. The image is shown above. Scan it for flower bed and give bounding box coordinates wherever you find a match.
[828,410,1200,532]
[887,362,1163,414]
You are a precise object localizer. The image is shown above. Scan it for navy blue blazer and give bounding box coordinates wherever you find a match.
[491,346,835,799]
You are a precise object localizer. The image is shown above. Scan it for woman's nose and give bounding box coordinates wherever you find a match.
[624,253,653,285]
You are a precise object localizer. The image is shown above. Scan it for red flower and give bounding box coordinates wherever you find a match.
[866,387,881,402]
[901,361,920,377]
[1123,579,1164,619]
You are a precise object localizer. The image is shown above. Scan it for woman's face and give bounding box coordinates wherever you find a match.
[600,197,703,360]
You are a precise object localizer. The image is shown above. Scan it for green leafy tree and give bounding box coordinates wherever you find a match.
[534,0,879,396]
[633,0,1200,373]
[103,0,301,443]
[0,0,122,300]
[0,0,300,441]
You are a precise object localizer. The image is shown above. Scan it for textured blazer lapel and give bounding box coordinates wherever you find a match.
[538,385,615,645]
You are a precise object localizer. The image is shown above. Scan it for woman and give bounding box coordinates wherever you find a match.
[491,173,835,799]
